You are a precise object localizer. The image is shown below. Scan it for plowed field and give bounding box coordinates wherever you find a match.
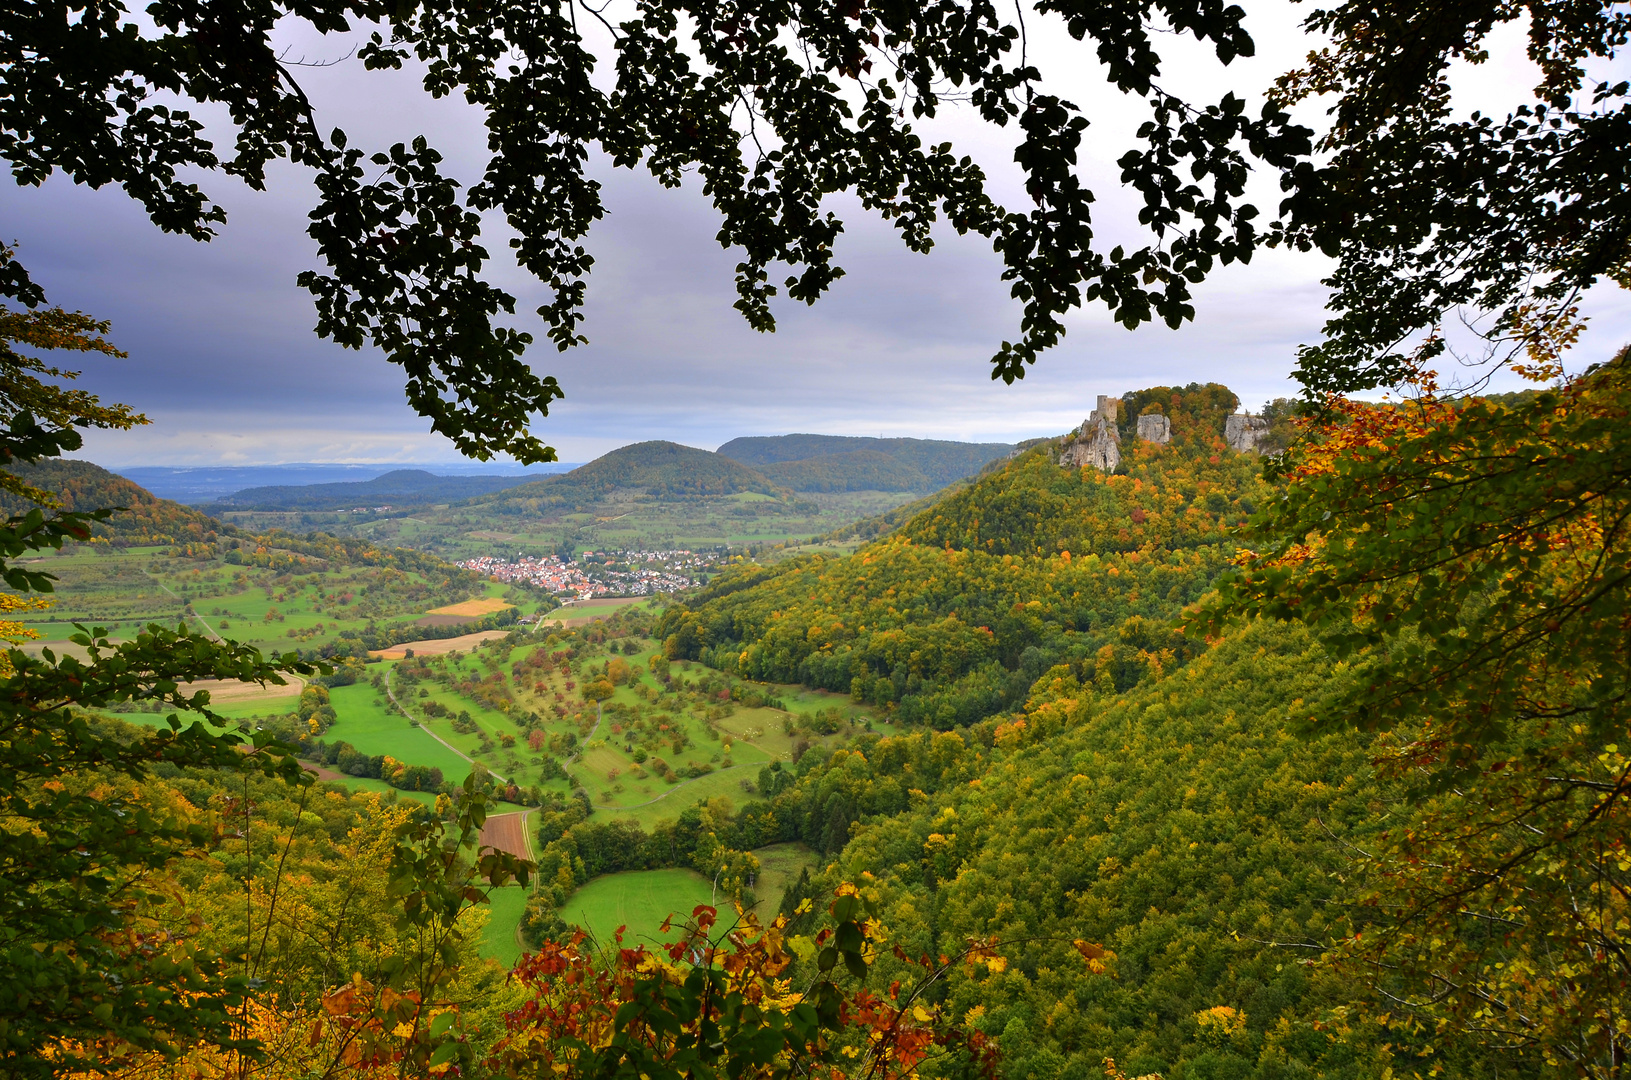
[480,812,531,860]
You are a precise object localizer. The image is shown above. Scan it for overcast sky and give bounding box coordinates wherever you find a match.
[6,3,1628,467]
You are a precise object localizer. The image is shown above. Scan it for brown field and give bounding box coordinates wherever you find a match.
[370,629,511,660]
[178,675,307,704]
[301,761,344,782]
[20,638,127,661]
[415,613,475,627]
[480,811,531,860]
[428,598,514,618]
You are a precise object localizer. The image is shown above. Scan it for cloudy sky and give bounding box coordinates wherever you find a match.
[5,3,1628,467]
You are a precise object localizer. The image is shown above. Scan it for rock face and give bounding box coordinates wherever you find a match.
[1136,414,1171,444]
[1225,414,1271,453]
[1060,396,1121,473]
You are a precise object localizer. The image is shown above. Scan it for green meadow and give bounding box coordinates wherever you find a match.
[323,682,475,779]
[478,886,533,967]
[557,869,715,948]
[745,843,820,918]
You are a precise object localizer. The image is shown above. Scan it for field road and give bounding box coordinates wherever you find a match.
[146,571,224,641]
[383,667,510,784]
[300,761,345,782]
[480,811,533,861]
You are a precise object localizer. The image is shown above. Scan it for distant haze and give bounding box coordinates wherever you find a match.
[120,462,579,503]
[115,432,1022,504]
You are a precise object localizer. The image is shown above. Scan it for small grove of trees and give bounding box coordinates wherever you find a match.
[302,739,446,791]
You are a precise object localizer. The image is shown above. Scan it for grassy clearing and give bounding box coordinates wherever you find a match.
[479,885,532,968]
[595,766,763,830]
[101,708,447,808]
[207,693,305,719]
[749,843,819,917]
[325,683,477,780]
[558,869,715,948]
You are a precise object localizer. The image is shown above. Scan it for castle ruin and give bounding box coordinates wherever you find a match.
[1058,396,1121,472]
[1059,396,1271,472]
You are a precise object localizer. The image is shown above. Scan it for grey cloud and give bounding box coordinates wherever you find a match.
[10,8,1631,468]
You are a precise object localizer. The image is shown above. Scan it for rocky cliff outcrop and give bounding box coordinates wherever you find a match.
[1225,414,1271,453]
[1136,414,1171,444]
[1060,396,1121,472]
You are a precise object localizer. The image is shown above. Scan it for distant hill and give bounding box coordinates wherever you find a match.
[0,460,224,544]
[204,469,540,512]
[756,449,931,493]
[466,441,783,512]
[119,461,579,504]
[716,434,1013,488]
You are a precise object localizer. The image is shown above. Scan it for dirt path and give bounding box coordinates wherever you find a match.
[146,571,223,642]
[383,666,510,784]
[301,761,345,782]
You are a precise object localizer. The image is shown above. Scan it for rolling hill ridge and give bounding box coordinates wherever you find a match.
[466,441,784,513]
[204,469,539,512]
[717,433,1012,488]
[755,449,931,493]
[0,460,225,545]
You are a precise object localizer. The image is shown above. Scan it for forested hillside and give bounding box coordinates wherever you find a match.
[467,441,783,512]
[746,621,1391,1078]
[205,469,537,511]
[0,459,223,544]
[657,407,1268,727]
[718,434,1013,487]
[625,389,1473,1074]
[756,449,932,492]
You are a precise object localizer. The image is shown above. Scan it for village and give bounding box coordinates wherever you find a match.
[457,549,714,598]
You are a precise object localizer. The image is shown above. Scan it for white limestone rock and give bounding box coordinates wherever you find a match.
[1225,413,1271,453]
[1136,413,1171,444]
[1060,396,1121,472]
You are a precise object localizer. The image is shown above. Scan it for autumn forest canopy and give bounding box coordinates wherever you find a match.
[1,0,1629,1077]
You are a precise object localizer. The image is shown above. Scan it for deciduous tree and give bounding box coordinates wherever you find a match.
[1198,354,1631,1074]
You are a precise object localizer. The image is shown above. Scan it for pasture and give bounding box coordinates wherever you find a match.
[324,683,476,780]
[557,869,715,948]
[479,886,533,968]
